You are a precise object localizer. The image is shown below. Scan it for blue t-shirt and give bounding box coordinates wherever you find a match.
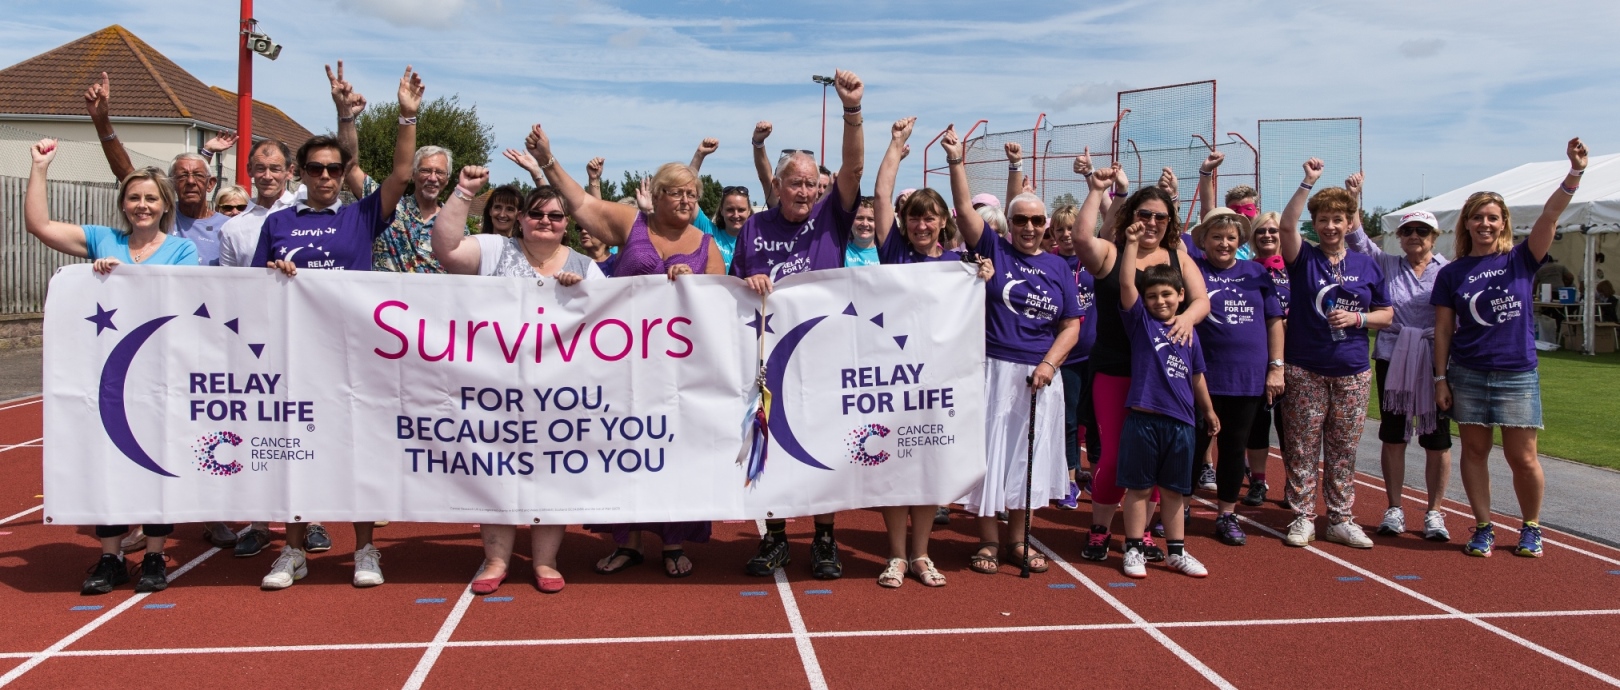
[1431,241,1543,373]
[976,224,1083,365]
[174,212,227,266]
[845,242,880,267]
[1284,242,1389,377]
[83,224,199,266]
[1124,300,1206,427]
[729,180,853,280]
[250,191,393,270]
[877,224,960,265]
[699,212,738,272]
[1195,258,1283,397]
[1062,254,1097,365]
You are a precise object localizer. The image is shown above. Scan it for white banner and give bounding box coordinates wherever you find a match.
[42,262,985,525]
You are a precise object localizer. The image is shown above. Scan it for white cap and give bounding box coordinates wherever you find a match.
[1399,210,1439,230]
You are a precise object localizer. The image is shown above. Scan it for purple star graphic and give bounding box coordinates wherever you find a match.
[744,310,775,336]
[86,304,117,335]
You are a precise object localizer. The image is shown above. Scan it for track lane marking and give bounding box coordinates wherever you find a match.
[400,575,477,690]
[0,438,42,454]
[0,506,41,526]
[757,519,828,690]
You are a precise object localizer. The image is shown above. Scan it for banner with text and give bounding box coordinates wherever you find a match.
[43,262,985,524]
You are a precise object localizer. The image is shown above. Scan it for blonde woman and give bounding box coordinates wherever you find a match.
[213,185,250,217]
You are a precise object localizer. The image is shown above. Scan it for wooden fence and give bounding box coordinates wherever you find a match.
[0,175,117,315]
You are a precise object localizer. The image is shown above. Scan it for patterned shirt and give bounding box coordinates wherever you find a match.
[369,176,446,274]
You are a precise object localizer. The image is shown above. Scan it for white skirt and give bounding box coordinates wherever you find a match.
[961,357,1069,515]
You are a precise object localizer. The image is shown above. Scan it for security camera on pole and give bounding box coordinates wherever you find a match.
[235,0,283,186]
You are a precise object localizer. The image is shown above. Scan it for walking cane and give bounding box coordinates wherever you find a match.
[1022,375,1038,579]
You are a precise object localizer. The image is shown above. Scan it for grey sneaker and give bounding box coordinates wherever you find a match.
[1422,510,1450,542]
[1197,464,1218,491]
[261,548,307,590]
[353,543,384,587]
[1377,507,1406,536]
[1122,548,1147,579]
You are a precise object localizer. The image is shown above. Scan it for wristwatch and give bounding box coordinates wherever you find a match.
[1268,359,1285,368]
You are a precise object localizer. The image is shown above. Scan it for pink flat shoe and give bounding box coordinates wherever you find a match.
[470,573,506,595]
[536,571,565,594]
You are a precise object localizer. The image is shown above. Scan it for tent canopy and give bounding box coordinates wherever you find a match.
[1380,152,1620,239]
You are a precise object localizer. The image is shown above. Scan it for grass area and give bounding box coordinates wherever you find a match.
[1369,348,1620,470]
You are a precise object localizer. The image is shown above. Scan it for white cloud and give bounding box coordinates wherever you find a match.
[333,0,470,28]
[1032,82,1130,113]
[1399,39,1445,58]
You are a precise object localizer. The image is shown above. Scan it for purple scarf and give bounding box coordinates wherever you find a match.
[1383,326,1437,439]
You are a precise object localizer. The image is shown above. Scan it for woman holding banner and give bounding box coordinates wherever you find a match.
[24,139,199,594]
[942,126,1079,576]
[520,123,723,579]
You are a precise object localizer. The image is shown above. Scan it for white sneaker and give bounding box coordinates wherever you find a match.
[1326,520,1374,549]
[261,548,307,590]
[353,543,384,587]
[1197,464,1218,492]
[1423,510,1451,542]
[1377,507,1406,535]
[1166,552,1208,578]
[1284,516,1316,547]
[1122,548,1147,579]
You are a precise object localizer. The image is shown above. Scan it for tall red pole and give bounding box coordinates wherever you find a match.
[235,0,253,186]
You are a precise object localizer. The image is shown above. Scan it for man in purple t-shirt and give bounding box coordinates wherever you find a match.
[734,69,866,581]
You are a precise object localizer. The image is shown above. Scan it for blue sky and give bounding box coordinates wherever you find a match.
[1,0,1614,210]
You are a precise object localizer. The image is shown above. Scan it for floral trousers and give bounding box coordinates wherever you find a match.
[1280,365,1372,525]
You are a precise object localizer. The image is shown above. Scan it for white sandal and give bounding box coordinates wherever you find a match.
[877,557,906,588]
[909,556,946,587]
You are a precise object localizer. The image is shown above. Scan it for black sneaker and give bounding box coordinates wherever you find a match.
[1241,480,1268,507]
[933,506,951,525]
[810,536,843,580]
[1141,534,1166,562]
[1151,521,1165,539]
[1214,513,1247,546]
[304,524,332,552]
[134,552,168,592]
[235,529,272,557]
[82,554,129,595]
[745,535,790,576]
[1081,527,1111,561]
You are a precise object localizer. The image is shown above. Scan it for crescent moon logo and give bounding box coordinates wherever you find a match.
[1467,290,1494,327]
[282,246,304,264]
[765,315,834,471]
[98,315,180,477]
[1314,283,1340,318]
[1000,279,1027,316]
[1205,287,1227,324]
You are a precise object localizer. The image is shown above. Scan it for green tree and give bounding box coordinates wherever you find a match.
[355,95,495,198]
[1051,192,1079,209]
[1362,196,1431,238]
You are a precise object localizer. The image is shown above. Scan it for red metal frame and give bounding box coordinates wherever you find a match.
[1254,117,1362,210]
[1031,113,1045,193]
[1227,131,1259,206]
[235,0,253,186]
[921,119,987,189]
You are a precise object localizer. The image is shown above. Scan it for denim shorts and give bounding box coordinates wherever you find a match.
[1447,363,1543,429]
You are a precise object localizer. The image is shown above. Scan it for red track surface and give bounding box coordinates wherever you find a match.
[2,393,1618,688]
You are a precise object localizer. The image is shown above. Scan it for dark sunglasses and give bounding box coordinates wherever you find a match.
[217,204,247,213]
[778,149,814,157]
[1011,214,1048,227]
[1397,224,1433,238]
[301,162,345,178]
[1135,209,1170,222]
[722,185,750,197]
[1252,226,1280,235]
[525,209,568,222]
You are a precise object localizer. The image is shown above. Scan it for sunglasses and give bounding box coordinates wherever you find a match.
[721,185,750,197]
[301,162,345,178]
[1467,191,1505,202]
[1011,214,1048,227]
[1135,209,1170,222]
[217,203,247,213]
[1397,225,1433,238]
[525,210,568,222]
[1252,226,1280,235]
[778,149,815,160]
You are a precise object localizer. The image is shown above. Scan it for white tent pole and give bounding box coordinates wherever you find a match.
[1584,229,1597,355]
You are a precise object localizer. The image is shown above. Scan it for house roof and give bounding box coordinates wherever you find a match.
[0,25,313,146]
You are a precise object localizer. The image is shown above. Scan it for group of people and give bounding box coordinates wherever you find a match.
[23,62,1576,596]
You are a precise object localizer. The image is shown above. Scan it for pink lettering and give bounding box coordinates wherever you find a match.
[591,319,633,361]
[372,301,409,360]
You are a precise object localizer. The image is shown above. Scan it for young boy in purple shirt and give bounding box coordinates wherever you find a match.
[1116,221,1219,580]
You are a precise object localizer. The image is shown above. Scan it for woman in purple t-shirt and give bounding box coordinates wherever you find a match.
[1243,210,1288,507]
[1433,138,1589,559]
[1278,159,1393,550]
[943,127,1081,577]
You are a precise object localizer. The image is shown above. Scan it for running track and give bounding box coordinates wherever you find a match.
[1,393,1617,689]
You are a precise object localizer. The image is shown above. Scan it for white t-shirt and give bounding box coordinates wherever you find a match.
[471,234,605,280]
[218,188,301,267]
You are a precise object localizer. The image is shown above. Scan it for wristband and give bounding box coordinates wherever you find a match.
[1199,169,1213,177]
[1037,360,1056,372]
[1110,190,1125,198]
[398,116,418,126]
[100,132,118,142]
[1008,164,1022,172]
[1299,182,1314,190]
[453,188,475,202]
[1357,312,1365,328]
[946,157,963,165]
[338,116,355,123]
[198,148,215,160]
[1571,168,1586,177]
[842,105,862,113]
[1560,183,1579,195]
[752,142,765,149]
[1433,375,1447,382]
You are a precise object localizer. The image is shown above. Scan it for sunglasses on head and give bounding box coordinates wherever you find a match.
[217,203,247,213]
[1011,214,1047,227]
[1398,224,1433,238]
[525,209,568,222]
[301,162,345,178]
[777,149,815,163]
[1135,209,1170,222]
[721,185,750,197]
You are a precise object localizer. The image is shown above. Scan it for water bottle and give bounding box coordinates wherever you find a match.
[1331,325,1347,342]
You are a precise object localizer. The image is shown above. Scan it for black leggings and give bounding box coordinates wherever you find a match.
[1198,395,1263,504]
[95,524,174,539]
[1246,396,1284,452]
[1061,362,1100,473]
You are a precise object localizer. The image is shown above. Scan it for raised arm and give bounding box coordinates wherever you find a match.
[327,61,372,198]
[1528,138,1588,261]
[751,121,778,208]
[585,157,604,199]
[1198,151,1223,218]
[84,72,134,182]
[942,126,984,250]
[524,124,637,246]
[1073,158,1117,275]
[24,140,89,257]
[1100,164,1129,242]
[689,138,718,175]
[1279,157,1324,264]
[1005,142,1024,205]
[834,70,866,212]
[378,67,423,213]
[1118,220,1144,309]
[1341,172,1383,258]
[430,166,489,275]
[873,117,914,248]
[1157,167,1179,208]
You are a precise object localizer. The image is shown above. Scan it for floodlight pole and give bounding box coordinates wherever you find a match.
[812,75,835,168]
[235,0,254,186]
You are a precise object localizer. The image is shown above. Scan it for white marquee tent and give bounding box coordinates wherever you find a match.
[1380,152,1619,355]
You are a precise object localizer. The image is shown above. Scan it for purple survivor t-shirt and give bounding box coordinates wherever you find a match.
[1062,254,1097,365]
[878,223,960,265]
[976,224,1082,365]
[1284,242,1389,377]
[1180,232,1204,260]
[729,180,854,280]
[1431,241,1544,373]
[1195,258,1283,397]
[251,191,392,271]
[1123,300,1207,427]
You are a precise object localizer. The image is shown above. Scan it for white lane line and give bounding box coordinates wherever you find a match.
[1030,535,1236,690]
[1349,477,1620,568]
[400,577,478,690]
[7,609,1619,660]
[0,531,240,687]
[0,437,42,454]
[0,398,40,412]
[0,505,41,526]
[1206,498,1620,687]
[757,520,828,690]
